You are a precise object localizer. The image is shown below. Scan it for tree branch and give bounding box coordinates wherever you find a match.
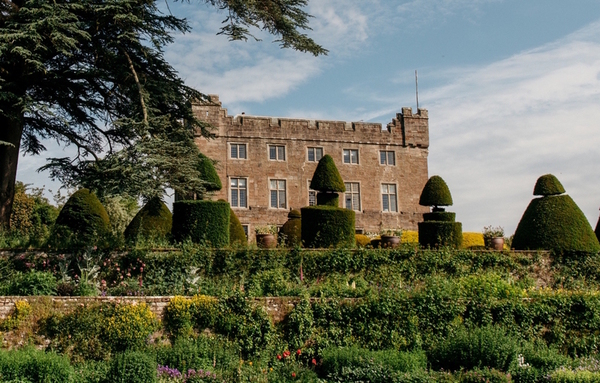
[122,49,148,127]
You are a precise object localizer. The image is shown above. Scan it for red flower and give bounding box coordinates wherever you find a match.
[312,358,317,366]
[283,350,291,358]
[296,349,301,355]
[292,372,296,378]
[277,354,282,360]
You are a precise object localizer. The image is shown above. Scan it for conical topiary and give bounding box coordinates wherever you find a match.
[512,174,600,252]
[310,155,345,193]
[53,188,111,243]
[124,197,172,242]
[533,174,566,196]
[198,153,222,192]
[419,175,453,208]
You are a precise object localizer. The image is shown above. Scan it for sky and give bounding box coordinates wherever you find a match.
[16,0,600,235]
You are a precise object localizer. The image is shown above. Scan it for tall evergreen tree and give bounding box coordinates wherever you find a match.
[0,0,326,227]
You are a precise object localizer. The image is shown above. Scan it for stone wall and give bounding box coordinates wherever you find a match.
[192,95,430,241]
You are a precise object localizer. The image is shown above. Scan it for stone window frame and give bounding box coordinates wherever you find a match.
[229,177,248,209]
[342,148,359,164]
[306,146,324,162]
[381,183,398,213]
[344,181,362,212]
[307,180,317,206]
[379,150,395,166]
[269,178,287,209]
[230,143,248,160]
[268,144,286,161]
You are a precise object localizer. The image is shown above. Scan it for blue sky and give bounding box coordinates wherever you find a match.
[17,0,600,234]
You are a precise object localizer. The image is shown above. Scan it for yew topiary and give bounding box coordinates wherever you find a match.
[513,174,600,252]
[229,208,247,245]
[171,200,230,246]
[419,175,453,209]
[310,155,345,193]
[198,153,222,192]
[124,197,172,242]
[301,205,355,248]
[280,209,302,247]
[52,188,110,244]
[534,174,565,196]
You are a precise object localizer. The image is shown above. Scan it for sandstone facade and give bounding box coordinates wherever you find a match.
[193,95,430,241]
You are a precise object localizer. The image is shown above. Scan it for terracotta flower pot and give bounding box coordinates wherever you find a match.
[256,233,277,248]
[380,235,400,249]
[491,237,504,251]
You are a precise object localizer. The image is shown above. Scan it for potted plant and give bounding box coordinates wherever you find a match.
[483,225,504,250]
[380,228,402,248]
[255,225,278,248]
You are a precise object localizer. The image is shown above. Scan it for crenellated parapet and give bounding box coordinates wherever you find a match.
[193,95,428,148]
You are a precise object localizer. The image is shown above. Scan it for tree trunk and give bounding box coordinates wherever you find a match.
[0,112,24,229]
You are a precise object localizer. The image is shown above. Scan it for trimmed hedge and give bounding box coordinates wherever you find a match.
[108,351,157,383]
[198,153,222,192]
[171,200,230,246]
[419,175,453,207]
[52,188,110,243]
[316,192,339,207]
[301,205,355,248]
[512,194,600,252]
[124,196,172,242]
[534,174,565,196]
[0,348,73,383]
[229,208,247,245]
[280,210,302,247]
[310,154,345,192]
[418,221,462,248]
[423,212,456,222]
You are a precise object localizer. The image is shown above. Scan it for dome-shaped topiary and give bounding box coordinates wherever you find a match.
[229,208,247,245]
[533,174,565,196]
[310,155,345,193]
[124,197,172,242]
[280,210,301,247]
[419,175,453,207]
[198,153,222,192]
[53,188,111,242]
[288,209,301,219]
[513,176,600,252]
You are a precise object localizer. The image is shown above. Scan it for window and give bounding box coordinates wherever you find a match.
[344,182,361,211]
[230,178,247,208]
[343,149,359,164]
[307,147,323,162]
[242,225,249,239]
[269,145,286,161]
[381,184,398,212]
[230,143,247,159]
[308,180,317,206]
[270,179,287,209]
[380,150,395,165]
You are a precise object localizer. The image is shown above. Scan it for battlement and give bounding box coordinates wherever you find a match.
[194,94,428,148]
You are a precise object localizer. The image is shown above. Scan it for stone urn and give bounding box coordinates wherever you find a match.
[380,235,401,249]
[256,233,277,249]
[490,237,504,251]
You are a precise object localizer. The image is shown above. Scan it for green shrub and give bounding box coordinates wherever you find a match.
[418,221,462,249]
[280,210,302,247]
[107,351,157,383]
[51,188,111,247]
[316,192,339,207]
[310,155,345,192]
[534,174,566,196]
[171,200,230,246]
[301,206,355,248]
[0,348,73,383]
[419,175,453,208]
[229,208,247,245]
[512,194,600,252]
[423,212,456,222]
[459,368,510,383]
[8,271,57,295]
[595,216,600,243]
[549,369,600,383]
[124,196,172,242]
[197,153,222,192]
[428,325,519,371]
[355,234,371,248]
[284,296,315,350]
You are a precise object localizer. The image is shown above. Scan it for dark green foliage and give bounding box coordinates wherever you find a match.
[171,200,230,246]
[8,271,57,295]
[310,155,345,193]
[301,206,355,248]
[197,153,222,192]
[419,221,463,248]
[124,197,172,242]
[0,348,73,383]
[316,192,339,206]
[428,325,519,371]
[423,212,456,222]
[108,351,157,383]
[596,215,600,243]
[534,174,566,196]
[229,208,247,245]
[280,212,302,247]
[52,189,110,244]
[284,296,314,349]
[512,195,600,252]
[459,368,511,383]
[155,336,239,375]
[419,175,453,207]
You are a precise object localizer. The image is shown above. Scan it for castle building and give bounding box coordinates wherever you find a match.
[193,95,430,241]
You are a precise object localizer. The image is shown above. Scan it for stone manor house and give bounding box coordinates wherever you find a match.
[193,95,430,241]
